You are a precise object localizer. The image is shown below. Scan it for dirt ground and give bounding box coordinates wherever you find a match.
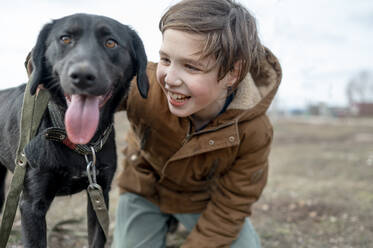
[3,113,373,248]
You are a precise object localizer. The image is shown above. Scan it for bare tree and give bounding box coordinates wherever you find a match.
[346,70,373,104]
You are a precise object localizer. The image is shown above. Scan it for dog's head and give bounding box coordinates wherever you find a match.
[28,13,149,144]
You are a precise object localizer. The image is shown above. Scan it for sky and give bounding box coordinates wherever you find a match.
[0,0,372,109]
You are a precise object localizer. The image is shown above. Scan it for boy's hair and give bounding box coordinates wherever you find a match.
[159,0,264,86]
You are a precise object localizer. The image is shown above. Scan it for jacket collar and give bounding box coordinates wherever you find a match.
[224,47,282,121]
[227,72,261,111]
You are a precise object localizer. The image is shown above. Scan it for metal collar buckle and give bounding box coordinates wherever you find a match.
[85,146,98,187]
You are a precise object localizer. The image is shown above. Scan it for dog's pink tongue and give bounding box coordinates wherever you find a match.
[65,95,100,144]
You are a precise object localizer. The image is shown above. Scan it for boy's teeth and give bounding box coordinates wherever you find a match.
[169,92,188,100]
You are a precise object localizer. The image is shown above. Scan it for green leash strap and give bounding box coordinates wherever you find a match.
[87,185,110,239]
[85,147,110,239]
[0,82,50,248]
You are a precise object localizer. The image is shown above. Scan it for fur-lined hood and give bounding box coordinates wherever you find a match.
[226,47,282,121]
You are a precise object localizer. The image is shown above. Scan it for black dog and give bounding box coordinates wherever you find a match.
[0,13,148,248]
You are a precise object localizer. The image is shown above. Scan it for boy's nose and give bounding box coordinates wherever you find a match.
[165,79,183,89]
[164,67,183,87]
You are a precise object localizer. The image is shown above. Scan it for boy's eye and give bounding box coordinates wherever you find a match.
[160,57,170,65]
[185,64,201,72]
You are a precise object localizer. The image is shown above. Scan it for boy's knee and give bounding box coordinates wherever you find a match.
[231,218,261,248]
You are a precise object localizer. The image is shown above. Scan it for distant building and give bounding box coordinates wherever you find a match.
[328,106,350,118]
[307,103,330,116]
[307,103,351,117]
[351,102,373,117]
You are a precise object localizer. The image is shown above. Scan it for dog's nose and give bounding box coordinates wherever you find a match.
[68,64,96,89]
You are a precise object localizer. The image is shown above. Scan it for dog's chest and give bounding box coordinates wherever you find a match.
[24,132,114,195]
[56,162,111,195]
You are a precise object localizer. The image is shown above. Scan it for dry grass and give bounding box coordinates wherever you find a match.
[252,116,373,248]
[3,113,373,247]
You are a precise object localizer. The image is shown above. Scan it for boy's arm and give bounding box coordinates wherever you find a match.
[182,117,273,248]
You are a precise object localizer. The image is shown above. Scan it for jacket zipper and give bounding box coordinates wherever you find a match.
[181,120,193,145]
[182,133,192,145]
[161,121,193,182]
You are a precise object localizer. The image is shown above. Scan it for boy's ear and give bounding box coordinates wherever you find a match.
[225,60,242,88]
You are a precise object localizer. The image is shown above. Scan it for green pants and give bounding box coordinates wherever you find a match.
[111,193,261,248]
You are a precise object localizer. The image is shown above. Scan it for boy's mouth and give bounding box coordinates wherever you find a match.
[167,91,191,106]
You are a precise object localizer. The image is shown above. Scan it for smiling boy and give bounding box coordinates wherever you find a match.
[112,0,282,247]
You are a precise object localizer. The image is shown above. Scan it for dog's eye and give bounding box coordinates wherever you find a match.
[105,39,118,48]
[60,35,72,45]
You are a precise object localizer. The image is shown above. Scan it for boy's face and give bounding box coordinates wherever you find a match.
[156,29,235,121]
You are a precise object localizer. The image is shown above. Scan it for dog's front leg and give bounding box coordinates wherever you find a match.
[20,171,56,248]
[86,189,109,248]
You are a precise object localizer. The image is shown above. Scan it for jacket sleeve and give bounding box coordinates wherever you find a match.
[182,118,273,248]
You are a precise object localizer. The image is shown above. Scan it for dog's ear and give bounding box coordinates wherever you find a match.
[130,30,149,99]
[29,22,54,95]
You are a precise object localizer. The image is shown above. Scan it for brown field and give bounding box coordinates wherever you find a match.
[3,113,373,248]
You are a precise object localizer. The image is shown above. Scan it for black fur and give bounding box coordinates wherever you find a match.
[0,13,148,248]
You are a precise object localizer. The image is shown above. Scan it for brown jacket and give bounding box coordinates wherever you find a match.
[117,47,282,247]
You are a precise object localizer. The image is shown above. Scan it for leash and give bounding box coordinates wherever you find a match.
[0,81,111,246]
[0,79,50,247]
[46,101,112,240]
[85,147,110,239]
[46,101,112,239]
[43,102,114,240]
